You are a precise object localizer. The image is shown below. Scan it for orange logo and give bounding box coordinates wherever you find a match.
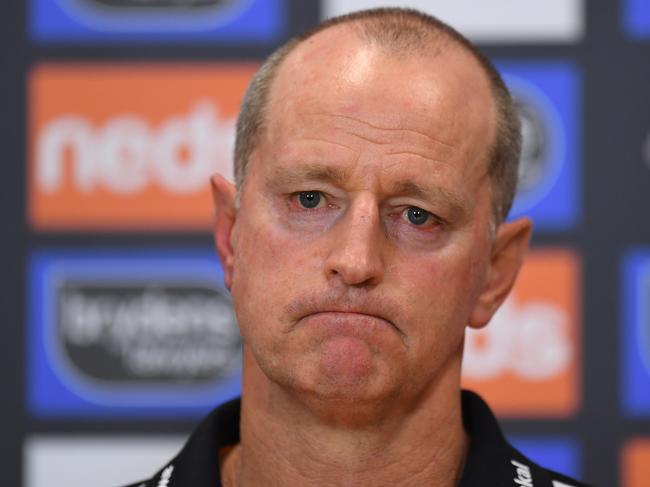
[461,248,581,417]
[622,439,650,487]
[29,63,257,231]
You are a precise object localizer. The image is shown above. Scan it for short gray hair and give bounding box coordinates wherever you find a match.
[233,8,521,222]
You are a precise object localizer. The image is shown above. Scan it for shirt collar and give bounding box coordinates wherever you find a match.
[140,390,586,487]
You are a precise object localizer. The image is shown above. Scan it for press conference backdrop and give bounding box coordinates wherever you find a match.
[1,0,650,485]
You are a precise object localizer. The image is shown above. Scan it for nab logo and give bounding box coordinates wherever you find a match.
[462,249,581,417]
[29,63,256,231]
[621,439,650,487]
[499,62,580,230]
[28,249,242,418]
[622,251,650,415]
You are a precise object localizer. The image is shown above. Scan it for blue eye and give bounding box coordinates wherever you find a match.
[405,206,430,225]
[298,191,322,209]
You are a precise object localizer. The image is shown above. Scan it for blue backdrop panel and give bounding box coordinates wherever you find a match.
[499,61,581,230]
[30,0,285,43]
[622,250,650,415]
[623,0,650,38]
[27,249,242,419]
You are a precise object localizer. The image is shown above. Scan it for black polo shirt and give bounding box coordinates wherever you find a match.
[124,390,591,487]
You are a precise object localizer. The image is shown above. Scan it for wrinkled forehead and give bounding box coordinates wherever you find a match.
[259,24,496,179]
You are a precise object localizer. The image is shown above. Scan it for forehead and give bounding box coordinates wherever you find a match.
[257,24,496,187]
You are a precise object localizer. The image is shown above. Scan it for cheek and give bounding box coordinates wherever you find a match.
[395,247,482,337]
[229,214,322,335]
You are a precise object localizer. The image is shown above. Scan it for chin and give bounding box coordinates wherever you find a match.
[291,375,405,427]
[246,335,407,408]
[286,352,401,407]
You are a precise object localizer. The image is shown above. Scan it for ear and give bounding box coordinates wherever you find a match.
[469,217,532,329]
[211,174,238,290]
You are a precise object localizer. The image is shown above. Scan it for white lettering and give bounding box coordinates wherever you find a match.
[511,459,534,487]
[35,101,235,195]
[156,465,174,487]
[59,287,241,378]
[99,116,151,194]
[155,102,231,193]
[463,298,572,380]
[552,481,576,487]
[37,117,95,192]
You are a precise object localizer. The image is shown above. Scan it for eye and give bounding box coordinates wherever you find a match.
[297,191,323,209]
[403,206,432,226]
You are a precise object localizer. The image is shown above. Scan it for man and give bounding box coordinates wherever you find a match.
[127,8,589,487]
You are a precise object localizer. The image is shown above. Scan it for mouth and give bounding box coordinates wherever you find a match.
[299,310,402,339]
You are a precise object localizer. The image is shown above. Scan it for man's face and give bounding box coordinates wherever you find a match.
[222,28,507,407]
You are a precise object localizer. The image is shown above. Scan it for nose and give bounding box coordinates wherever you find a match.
[324,195,385,287]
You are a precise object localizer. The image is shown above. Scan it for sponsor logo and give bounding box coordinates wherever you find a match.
[29,0,284,43]
[516,97,550,196]
[24,435,185,487]
[622,439,650,487]
[622,251,650,415]
[58,282,240,383]
[623,0,650,39]
[28,249,242,418]
[462,249,581,417]
[510,437,581,480]
[511,459,533,487]
[462,298,572,382]
[322,0,584,43]
[28,63,256,231]
[499,62,580,229]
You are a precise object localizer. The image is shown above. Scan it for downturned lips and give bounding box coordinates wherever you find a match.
[298,309,404,341]
[284,292,406,339]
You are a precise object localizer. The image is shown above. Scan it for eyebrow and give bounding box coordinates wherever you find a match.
[266,164,350,189]
[388,179,468,219]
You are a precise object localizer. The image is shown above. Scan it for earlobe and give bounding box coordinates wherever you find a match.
[469,217,533,329]
[210,174,238,290]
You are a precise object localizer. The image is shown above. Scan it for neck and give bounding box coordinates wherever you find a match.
[223,349,468,487]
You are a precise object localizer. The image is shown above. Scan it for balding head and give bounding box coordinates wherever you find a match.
[234,8,520,223]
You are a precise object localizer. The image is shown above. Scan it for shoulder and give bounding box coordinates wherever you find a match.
[460,390,592,487]
[117,398,241,487]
